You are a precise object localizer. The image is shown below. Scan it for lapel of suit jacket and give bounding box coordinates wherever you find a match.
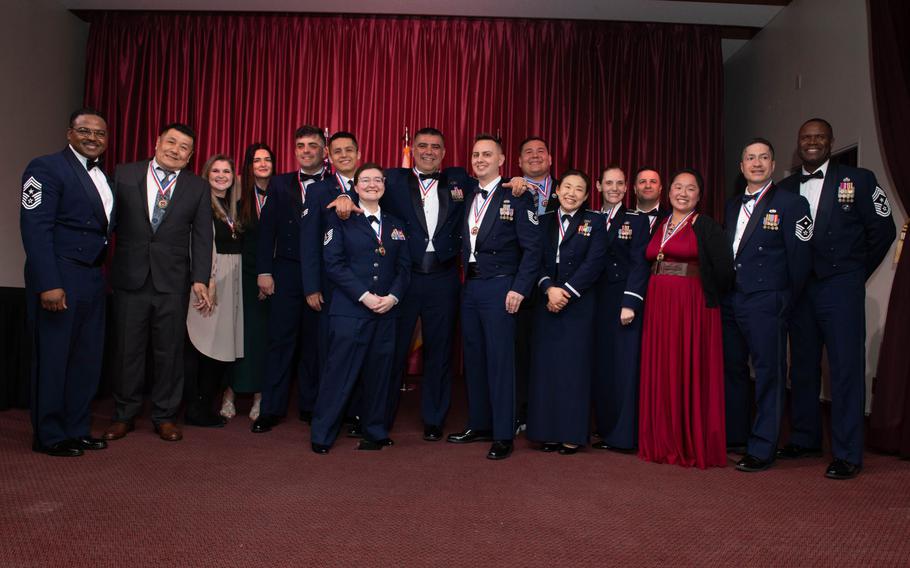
[814,163,838,239]
[408,171,430,237]
[62,148,108,231]
[736,185,776,256]
[157,168,191,230]
[435,170,450,237]
[474,184,502,248]
[136,161,155,235]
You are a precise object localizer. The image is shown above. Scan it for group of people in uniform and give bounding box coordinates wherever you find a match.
[21,108,895,479]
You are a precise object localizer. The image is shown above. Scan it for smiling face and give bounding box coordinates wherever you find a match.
[354,167,385,205]
[518,139,551,179]
[471,139,505,183]
[328,137,361,177]
[634,169,662,207]
[668,173,700,215]
[252,149,273,182]
[597,168,627,206]
[294,134,326,172]
[207,159,234,195]
[797,120,833,172]
[67,113,108,160]
[413,133,445,173]
[154,128,194,171]
[740,142,775,187]
[556,174,589,213]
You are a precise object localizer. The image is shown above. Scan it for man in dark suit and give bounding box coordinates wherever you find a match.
[381,127,469,441]
[721,138,812,473]
[777,118,896,479]
[632,166,670,234]
[103,123,213,443]
[20,108,113,456]
[253,125,328,433]
[446,134,542,460]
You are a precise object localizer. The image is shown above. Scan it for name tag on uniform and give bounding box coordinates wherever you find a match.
[390,228,406,241]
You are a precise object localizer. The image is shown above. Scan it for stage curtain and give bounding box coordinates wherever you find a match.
[868,0,910,457]
[82,11,724,218]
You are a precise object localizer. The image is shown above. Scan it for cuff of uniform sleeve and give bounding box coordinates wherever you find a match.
[358,292,369,302]
[538,276,552,292]
[565,282,581,298]
[258,273,272,277]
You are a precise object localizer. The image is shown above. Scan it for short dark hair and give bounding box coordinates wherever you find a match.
[294,125,327,146]
[328,131,358,150]
[670,167,705,194]
[741,137,775,160]
[800,117,834,137]
[473,133,503,152]
[159,122,196,143]
[69,107,106,127]
[633,166,661,183]
[598,163,625,181]
[518,136,549,154]
[414,127,445,145]
[557,168,591,194]
[354,162,384,184]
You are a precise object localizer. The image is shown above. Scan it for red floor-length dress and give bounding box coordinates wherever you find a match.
[638,219,726,468]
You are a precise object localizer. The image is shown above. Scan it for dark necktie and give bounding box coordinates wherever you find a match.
[157,167,175,183]
[799,170,824,183]
[347,180,354,192]
[419,172,440,181]
[299,172,320,183]
[87,158,101,171]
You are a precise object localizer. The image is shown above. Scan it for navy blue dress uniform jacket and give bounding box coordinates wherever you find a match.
[537,209,609,303]
[21,149,111,291]
[461,184,542,298]
[777,163,895,280]
[724,185,813,298]
[257,171,325,275]
[597,208,650,311]
[300,174,353,298]
[323,212,412,318]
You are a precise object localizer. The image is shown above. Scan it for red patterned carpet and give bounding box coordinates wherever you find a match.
[2,390,909,567]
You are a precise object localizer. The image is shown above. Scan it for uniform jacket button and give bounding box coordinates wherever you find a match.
[373,262,379,267]
[373,275,379,281]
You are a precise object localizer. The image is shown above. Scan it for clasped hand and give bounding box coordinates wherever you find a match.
[546,287,570,313]
[362,292,396,314]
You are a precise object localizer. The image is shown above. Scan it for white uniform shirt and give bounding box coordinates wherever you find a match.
[468,177,501,263]
[69,145,113,221]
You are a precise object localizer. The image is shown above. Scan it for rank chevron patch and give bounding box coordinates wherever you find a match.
[21,177,42,210]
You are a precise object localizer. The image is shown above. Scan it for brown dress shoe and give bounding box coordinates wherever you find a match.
[155,422,183,442]
[102,422,134,441]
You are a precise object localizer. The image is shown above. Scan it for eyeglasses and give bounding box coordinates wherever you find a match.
[357,177,385,185]
[71,127,107,139]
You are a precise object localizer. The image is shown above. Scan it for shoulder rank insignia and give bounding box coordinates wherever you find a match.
[795,215,813,242]
[22,176,42,210]
[872,186,892,218]
[762,209,780,231]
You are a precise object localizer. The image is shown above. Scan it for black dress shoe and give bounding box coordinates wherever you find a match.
[185,413,227,428]
[357,438,394,451]
[423,425,443,442]
[558,444,579,455]
[825,459,862,480]
[311,443,330,454]
[540,442,560,453]
[299,410,312,424]
[346,418,363,438]
[591,441,635,453]
[775,443,822,459]
[487,441,514,460]
[70,437,108,451]
[251,414,280,433]
[735,454,773,472]
[33,440,83,457]
[447,428,493,444]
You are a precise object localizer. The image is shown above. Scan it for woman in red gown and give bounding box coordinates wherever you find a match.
[638,169,734,468]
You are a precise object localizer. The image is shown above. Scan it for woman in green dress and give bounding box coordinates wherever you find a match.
[221,143,275,420]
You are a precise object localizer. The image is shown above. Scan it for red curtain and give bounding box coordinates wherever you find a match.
[82,11,724,218]
[868,0,910,457]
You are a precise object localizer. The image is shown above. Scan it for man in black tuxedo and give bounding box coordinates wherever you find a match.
[103,123,213,443]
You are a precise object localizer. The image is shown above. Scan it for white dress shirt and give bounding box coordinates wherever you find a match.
[732,180,772,257]
[468,177,501,263]
[799,159,828,219]
[69,145,113,221]
[415,168,440,253]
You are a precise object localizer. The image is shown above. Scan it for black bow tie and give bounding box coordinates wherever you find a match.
[87,158,101,171]
[299,172,321,183]
[799,170,824,183]
[367,215,380,226]
[255,187,267,196]
[561,214,571,224]
[418,172,440,181]
[478,189,489,199]
[742,192,758,204]
[639,208,658,216]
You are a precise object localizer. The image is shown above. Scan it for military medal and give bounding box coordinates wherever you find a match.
[149,162,178,211]
[526,177,551,210]
[762,209,780,231]
[577,219,592,237]
[471,226,479,235]
[499,201,514,221]
[618,221,632,240]
[656,210,696,265]
[158,198,169,209]
[471,186,496,235]
[838,178,855,204]
[415,168,438,209]
[368,213,384,256]
[376,246,386,256]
